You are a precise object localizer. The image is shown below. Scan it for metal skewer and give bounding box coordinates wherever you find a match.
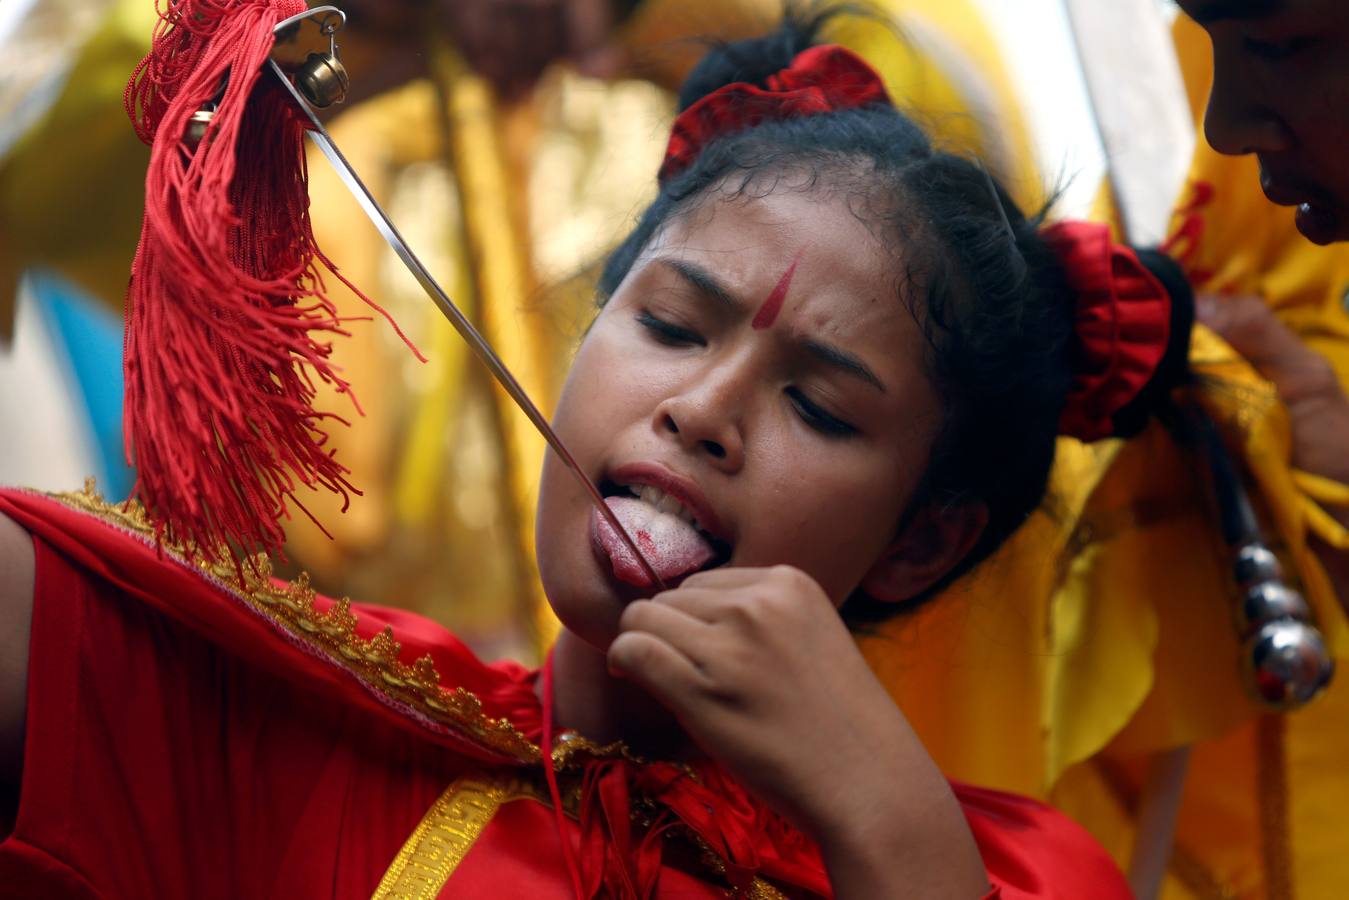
[266,7,666,590]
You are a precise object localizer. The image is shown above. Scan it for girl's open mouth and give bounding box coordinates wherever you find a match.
[592,480,733,588]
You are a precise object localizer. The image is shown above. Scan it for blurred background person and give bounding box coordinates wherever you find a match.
[4,2,1349,897]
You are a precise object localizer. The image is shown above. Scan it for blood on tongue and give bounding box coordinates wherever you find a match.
[592,496,715,588]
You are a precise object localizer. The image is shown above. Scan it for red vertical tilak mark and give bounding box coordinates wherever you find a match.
[751,252,803,329]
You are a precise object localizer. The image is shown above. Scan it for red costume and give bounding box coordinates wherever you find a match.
[0,486,1131,898]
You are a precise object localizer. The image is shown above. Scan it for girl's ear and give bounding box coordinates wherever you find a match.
[859,500,988,603]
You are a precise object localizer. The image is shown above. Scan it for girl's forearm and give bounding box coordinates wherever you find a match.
[807,715,989,900]
[817,778,989,900]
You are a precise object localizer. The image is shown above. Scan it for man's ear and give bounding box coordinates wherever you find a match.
[859,500,989,603]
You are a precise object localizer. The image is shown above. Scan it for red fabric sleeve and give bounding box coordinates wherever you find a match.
[955,781,1133,899]
[0,534,464,897]
[0,489,536,764]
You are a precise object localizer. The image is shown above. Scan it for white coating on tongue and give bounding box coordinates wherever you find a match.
[592,495,715,587]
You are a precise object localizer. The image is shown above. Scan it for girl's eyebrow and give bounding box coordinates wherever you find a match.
[655,257,885,393]
[801,338,887,393]
[655,258,741,311]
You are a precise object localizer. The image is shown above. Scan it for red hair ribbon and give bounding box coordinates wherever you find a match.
[659,44,891,183]
[123,0,419,566]
[1042,221,1172,442]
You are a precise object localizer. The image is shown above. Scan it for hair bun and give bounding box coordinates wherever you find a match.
[676,12,827,112]
[1042,221,1191,441]
[1109,248,1194,436]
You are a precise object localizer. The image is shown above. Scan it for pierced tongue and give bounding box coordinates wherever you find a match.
[592,496,715,588]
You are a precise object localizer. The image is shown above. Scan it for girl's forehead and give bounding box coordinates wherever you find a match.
[628,192,921,363]
[652,189,898,290]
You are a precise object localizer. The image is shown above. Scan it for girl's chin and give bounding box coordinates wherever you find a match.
[538,566,631,651]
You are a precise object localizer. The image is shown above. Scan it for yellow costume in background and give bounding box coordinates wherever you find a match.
[859,13,1349,900]
[7,3,1349,897]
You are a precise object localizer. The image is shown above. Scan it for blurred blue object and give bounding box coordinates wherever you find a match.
[30,270,134,500]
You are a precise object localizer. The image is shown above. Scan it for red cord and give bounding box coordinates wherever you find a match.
[541,649,587,899]
[123,0,420,568]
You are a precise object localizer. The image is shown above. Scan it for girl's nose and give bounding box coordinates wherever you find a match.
[654,378,746,473]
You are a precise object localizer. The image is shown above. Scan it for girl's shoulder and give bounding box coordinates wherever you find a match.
[0,484,544,762]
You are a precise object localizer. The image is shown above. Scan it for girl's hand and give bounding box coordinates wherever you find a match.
[608,565,988,898]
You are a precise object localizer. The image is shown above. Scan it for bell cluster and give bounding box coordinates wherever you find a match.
[1232,542,1333,709]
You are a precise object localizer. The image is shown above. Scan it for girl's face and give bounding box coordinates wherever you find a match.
[536,187,949,649]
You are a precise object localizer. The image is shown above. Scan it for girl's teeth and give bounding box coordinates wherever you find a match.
[626,483,697,528]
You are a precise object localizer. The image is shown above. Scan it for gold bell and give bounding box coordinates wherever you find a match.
[295,51,349,109]
[184,107,216,150]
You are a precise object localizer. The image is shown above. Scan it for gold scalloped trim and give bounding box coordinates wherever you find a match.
[39,482,797,898]
[44,480,540,764]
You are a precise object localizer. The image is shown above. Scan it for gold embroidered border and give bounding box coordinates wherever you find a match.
[43,482,540,763]
[371,775,534,899]
[44,483,799,899]
[374,770,790,899]
[694,840,790,900]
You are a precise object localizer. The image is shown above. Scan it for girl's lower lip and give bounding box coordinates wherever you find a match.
[1295,202,1341,245]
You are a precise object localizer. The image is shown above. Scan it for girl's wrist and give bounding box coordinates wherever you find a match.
[814,781,988,900]
[798,725,986,897]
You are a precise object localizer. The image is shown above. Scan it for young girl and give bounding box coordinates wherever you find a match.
[0,12,1184,898]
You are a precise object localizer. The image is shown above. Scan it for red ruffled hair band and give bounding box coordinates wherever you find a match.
[1041,222,1171,442]
[658,43,1175,444]
[660,44,892,183]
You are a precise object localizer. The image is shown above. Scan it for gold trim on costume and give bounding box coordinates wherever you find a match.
[43,481,540,764]
[373,768,791,899]
[371,774,535,900]
[42,482,801,899]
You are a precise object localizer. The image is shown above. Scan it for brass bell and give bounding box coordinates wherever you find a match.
[295,51,349,109]
[184,106,216,150]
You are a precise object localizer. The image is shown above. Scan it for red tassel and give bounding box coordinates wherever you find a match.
[123,0,420,565]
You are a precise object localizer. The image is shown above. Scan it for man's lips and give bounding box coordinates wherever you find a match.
[1259,166,1327,208]
[1258,167,1343,244]
[607,461,730,544]
[1260,173,1309,207]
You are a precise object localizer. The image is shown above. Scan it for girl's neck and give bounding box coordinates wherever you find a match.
[545,628,699,759]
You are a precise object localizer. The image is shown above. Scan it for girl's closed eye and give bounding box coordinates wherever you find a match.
[787,386,857,437]
[636,310,706,347]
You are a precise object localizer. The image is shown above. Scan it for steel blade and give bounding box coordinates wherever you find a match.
[266,12,666,590]
[1062,0,1194,246]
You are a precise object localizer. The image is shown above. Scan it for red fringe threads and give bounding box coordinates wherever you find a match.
[123,0,421,566]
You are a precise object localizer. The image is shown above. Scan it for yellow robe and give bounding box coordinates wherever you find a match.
[8,4,1349,896]
[859,13,1349,899]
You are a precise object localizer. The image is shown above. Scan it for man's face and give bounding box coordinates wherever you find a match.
[1177,0,1349,244]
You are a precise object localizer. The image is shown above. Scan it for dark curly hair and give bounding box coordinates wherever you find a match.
[597,8,1193,620]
